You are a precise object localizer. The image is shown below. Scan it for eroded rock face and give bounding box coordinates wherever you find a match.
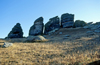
[29,17,44,36]
[61,13,74,28]
[44,16,60,34]
[7,23,23,38]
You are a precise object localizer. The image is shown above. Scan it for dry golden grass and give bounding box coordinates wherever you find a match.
[0,28,100,65]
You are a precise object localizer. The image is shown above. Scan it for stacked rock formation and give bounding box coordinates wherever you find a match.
[7,23,23,38]
[44,16,60,34]
[61,13,74,28]
[29,17,44,36]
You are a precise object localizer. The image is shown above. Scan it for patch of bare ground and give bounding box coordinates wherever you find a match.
[0,28,100,65]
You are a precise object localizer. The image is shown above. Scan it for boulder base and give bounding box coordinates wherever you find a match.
[26,35,47,42]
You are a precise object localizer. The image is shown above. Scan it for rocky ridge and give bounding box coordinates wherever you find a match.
[6,13,100,39]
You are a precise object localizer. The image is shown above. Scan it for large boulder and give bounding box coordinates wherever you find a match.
[3,42,13,48]
[73,20,87,28]
[7,23,23,38]
[26,35,47,42]
[29,17,44,36]
[61,13,74,28]
[44,16,60,34]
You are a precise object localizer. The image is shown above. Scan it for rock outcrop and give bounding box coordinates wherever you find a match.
[29,17,44,36]
[83,22,100,30]
[73,20,87,28]
[61,13,74,28]
[44,16,60,34]
[7,23,23,38]
[83,22,100,34]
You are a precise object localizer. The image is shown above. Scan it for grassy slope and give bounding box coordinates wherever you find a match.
[0,28,100,65]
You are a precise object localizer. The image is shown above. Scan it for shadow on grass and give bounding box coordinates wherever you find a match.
[87,60,100,65]
[0,45,3,48]
[0,42,4,43]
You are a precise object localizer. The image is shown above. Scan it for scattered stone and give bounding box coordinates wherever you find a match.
[73,20,87,28]
[63,37,68,39]
[63,35,70,39]
[29,17,44,36]
[3,42,13,48]
[7,23,23,38]
[64,35,70,37]
[48,34,51,36]
[86,31,93,33]
[75,36,80,39]
[94,29,100,33]
[26,35,47,42]
[43,35,47,38]
[44,16,60,34]
[86,31,95,35]
[61,13,74,28]
[51,37,54,38]
[83,26,89,29]
[83,24,94,29]
[48,28,59,34]
[59,32,62,34]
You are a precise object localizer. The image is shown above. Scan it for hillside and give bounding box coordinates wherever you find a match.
[0,27,100,65]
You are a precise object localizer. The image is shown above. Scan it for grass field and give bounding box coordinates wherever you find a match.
[0,28,100,65]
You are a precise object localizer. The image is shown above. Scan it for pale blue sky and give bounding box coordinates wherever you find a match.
[0,0,100,38]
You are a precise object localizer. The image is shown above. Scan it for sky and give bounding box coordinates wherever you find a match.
[0,0,100,38]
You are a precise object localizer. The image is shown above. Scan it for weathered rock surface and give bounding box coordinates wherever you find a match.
[7,23,23,38]
[86,31,95,35]
[59,32,62,34]
[64,35,70,37]
[48,28,59,35]
[94,29,100,33]
[87,22,93,25]
[61,13,74,28]
[73,20,87,28]
[29,17,44,36]
[83,22,100,30]
[3,42,13,48]
[44,16,60,34]
[63,37,68,39]
[26,35,47,42]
